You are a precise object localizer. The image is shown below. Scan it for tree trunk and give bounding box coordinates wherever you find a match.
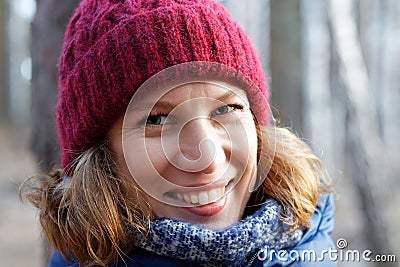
[0,0,9,124]
[223,0,271,77]
[31,0,79,171]
[31,0,80,262]
[329,0,395,263]
[270,0,303,133]
[300,0,335,172]
[380,0,400,185]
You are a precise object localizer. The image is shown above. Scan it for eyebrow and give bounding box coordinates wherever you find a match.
[215,90,245,103]
[129,101,176,112]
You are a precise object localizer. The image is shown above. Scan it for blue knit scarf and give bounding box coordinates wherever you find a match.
[134,199,303,266]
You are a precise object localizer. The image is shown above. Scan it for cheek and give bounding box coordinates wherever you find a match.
[123,138,171,184]
[229,117,258,166]
[244,118,258,160]
[108,133,128,173]
[142,138,170,170]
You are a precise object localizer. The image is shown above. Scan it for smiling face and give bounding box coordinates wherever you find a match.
[108,81,258,229]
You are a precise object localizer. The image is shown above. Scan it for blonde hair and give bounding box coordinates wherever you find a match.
[20,126,331,266]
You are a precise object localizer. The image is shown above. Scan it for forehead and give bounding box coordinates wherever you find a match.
[132,81,249,110]
[164,81,247,101]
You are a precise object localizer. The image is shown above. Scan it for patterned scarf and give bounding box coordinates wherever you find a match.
[134,199,303,266]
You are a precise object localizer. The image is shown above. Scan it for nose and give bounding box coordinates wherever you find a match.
[169,118,227,174]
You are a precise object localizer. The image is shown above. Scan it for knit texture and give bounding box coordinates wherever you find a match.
[56,0,269,172]
[134,199,303,267]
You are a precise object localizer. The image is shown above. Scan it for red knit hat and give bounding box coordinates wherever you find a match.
[56,0,269,171]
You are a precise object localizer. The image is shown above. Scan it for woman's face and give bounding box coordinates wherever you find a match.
[108,81,258,229]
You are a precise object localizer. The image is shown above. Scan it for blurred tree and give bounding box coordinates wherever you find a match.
[30,0,80,262]
[0,0,9,124]
[270,0,303,133]
[31,0,79,173]
[223,0,270,76]
[379,0,400,187]
[301,0,335,172]
[330,0,395,264]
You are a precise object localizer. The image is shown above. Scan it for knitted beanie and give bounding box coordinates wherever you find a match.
[57,0,269,171]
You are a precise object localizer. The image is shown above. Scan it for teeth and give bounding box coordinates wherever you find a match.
[174,186,226,205]
[198,192,208,205]
[208,188,219,203]
[190,194,199,204]
[183,194,191,203]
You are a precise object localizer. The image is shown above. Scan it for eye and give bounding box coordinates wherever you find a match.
[213,104,243,116]
[146,114,167,125]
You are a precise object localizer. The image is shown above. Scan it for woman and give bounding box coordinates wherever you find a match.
[21,0,335,266]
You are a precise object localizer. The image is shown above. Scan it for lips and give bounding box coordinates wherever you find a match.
[164,177,236,208]
[187,196,227,216]
[163,184,229,216]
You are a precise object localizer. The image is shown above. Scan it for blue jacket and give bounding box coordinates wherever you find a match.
[48,194,335,267]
